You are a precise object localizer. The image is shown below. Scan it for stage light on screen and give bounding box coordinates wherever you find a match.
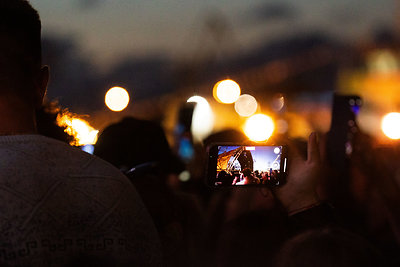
[381,112,400,139]
[213,79,241,104]
[105,86,130,112]
[234,94,258,117]
[187,96,214,142]
[274,147,281,154]
[244,114,274,142]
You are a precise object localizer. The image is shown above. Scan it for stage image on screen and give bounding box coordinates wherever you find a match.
[215,146,285,186]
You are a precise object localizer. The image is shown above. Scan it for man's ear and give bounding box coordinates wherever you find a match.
[34,65,49,108]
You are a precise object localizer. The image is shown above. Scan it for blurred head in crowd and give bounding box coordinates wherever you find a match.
[203,129,247,147]
[94,116,184,174]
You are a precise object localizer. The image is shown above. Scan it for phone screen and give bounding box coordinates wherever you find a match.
[207,145,288,187]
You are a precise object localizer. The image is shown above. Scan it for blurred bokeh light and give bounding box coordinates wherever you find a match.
[234,94,258,117]
[213,79,241,104]
[271,94,285,112]
[244,114,274,142]
[367,50,399,74]
[105,86,130,112]
[381,112,400,140]
[276,119,289,134]
[187,96,214,142]
[178,170,191,182]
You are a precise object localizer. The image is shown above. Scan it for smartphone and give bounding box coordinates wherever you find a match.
[326,94,361,170]
[207,144,288,187]
[325,94,361,202]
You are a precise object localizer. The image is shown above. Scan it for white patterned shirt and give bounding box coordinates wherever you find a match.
[0,134,162,266]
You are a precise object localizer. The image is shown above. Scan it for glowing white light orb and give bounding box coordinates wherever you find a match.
[234,94,258,117]
[244,114,274,142]
[105,86,130,112]
[274,147,281,154]
[213,79,241,104]
[382,112,400,139]
[187,96,214,142]
[179,170,191,182]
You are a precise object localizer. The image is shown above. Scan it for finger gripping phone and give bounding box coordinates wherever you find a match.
[207,144,288,188]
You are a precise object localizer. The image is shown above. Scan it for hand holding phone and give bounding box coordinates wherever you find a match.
[206,132,323,215]
[272,132,321,214]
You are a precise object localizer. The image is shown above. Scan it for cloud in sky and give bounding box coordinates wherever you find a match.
[76,0,106,10]
[247,2,298,23]
[326,3,364,25]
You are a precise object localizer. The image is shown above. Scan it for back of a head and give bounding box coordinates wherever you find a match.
[94,117,184,174]
[0,0,41,97]
[203,129,247,147]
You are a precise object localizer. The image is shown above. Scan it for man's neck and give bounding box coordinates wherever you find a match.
[0,96,37,135]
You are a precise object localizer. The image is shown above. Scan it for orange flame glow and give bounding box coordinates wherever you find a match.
[57,114,99,146]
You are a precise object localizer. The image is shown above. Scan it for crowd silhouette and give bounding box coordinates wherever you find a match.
[0,0,400,266]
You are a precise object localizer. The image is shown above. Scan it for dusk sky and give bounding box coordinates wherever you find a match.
[31,0,395,69]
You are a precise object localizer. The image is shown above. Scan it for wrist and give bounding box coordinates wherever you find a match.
[287,200,321,216]
[279,193,320,215]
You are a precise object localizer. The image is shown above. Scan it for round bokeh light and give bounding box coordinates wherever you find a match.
[213,79,241,104]
[244,114,275,142]
[234,94,258,117]
[382,112,400,139]
[105,86,130,112]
